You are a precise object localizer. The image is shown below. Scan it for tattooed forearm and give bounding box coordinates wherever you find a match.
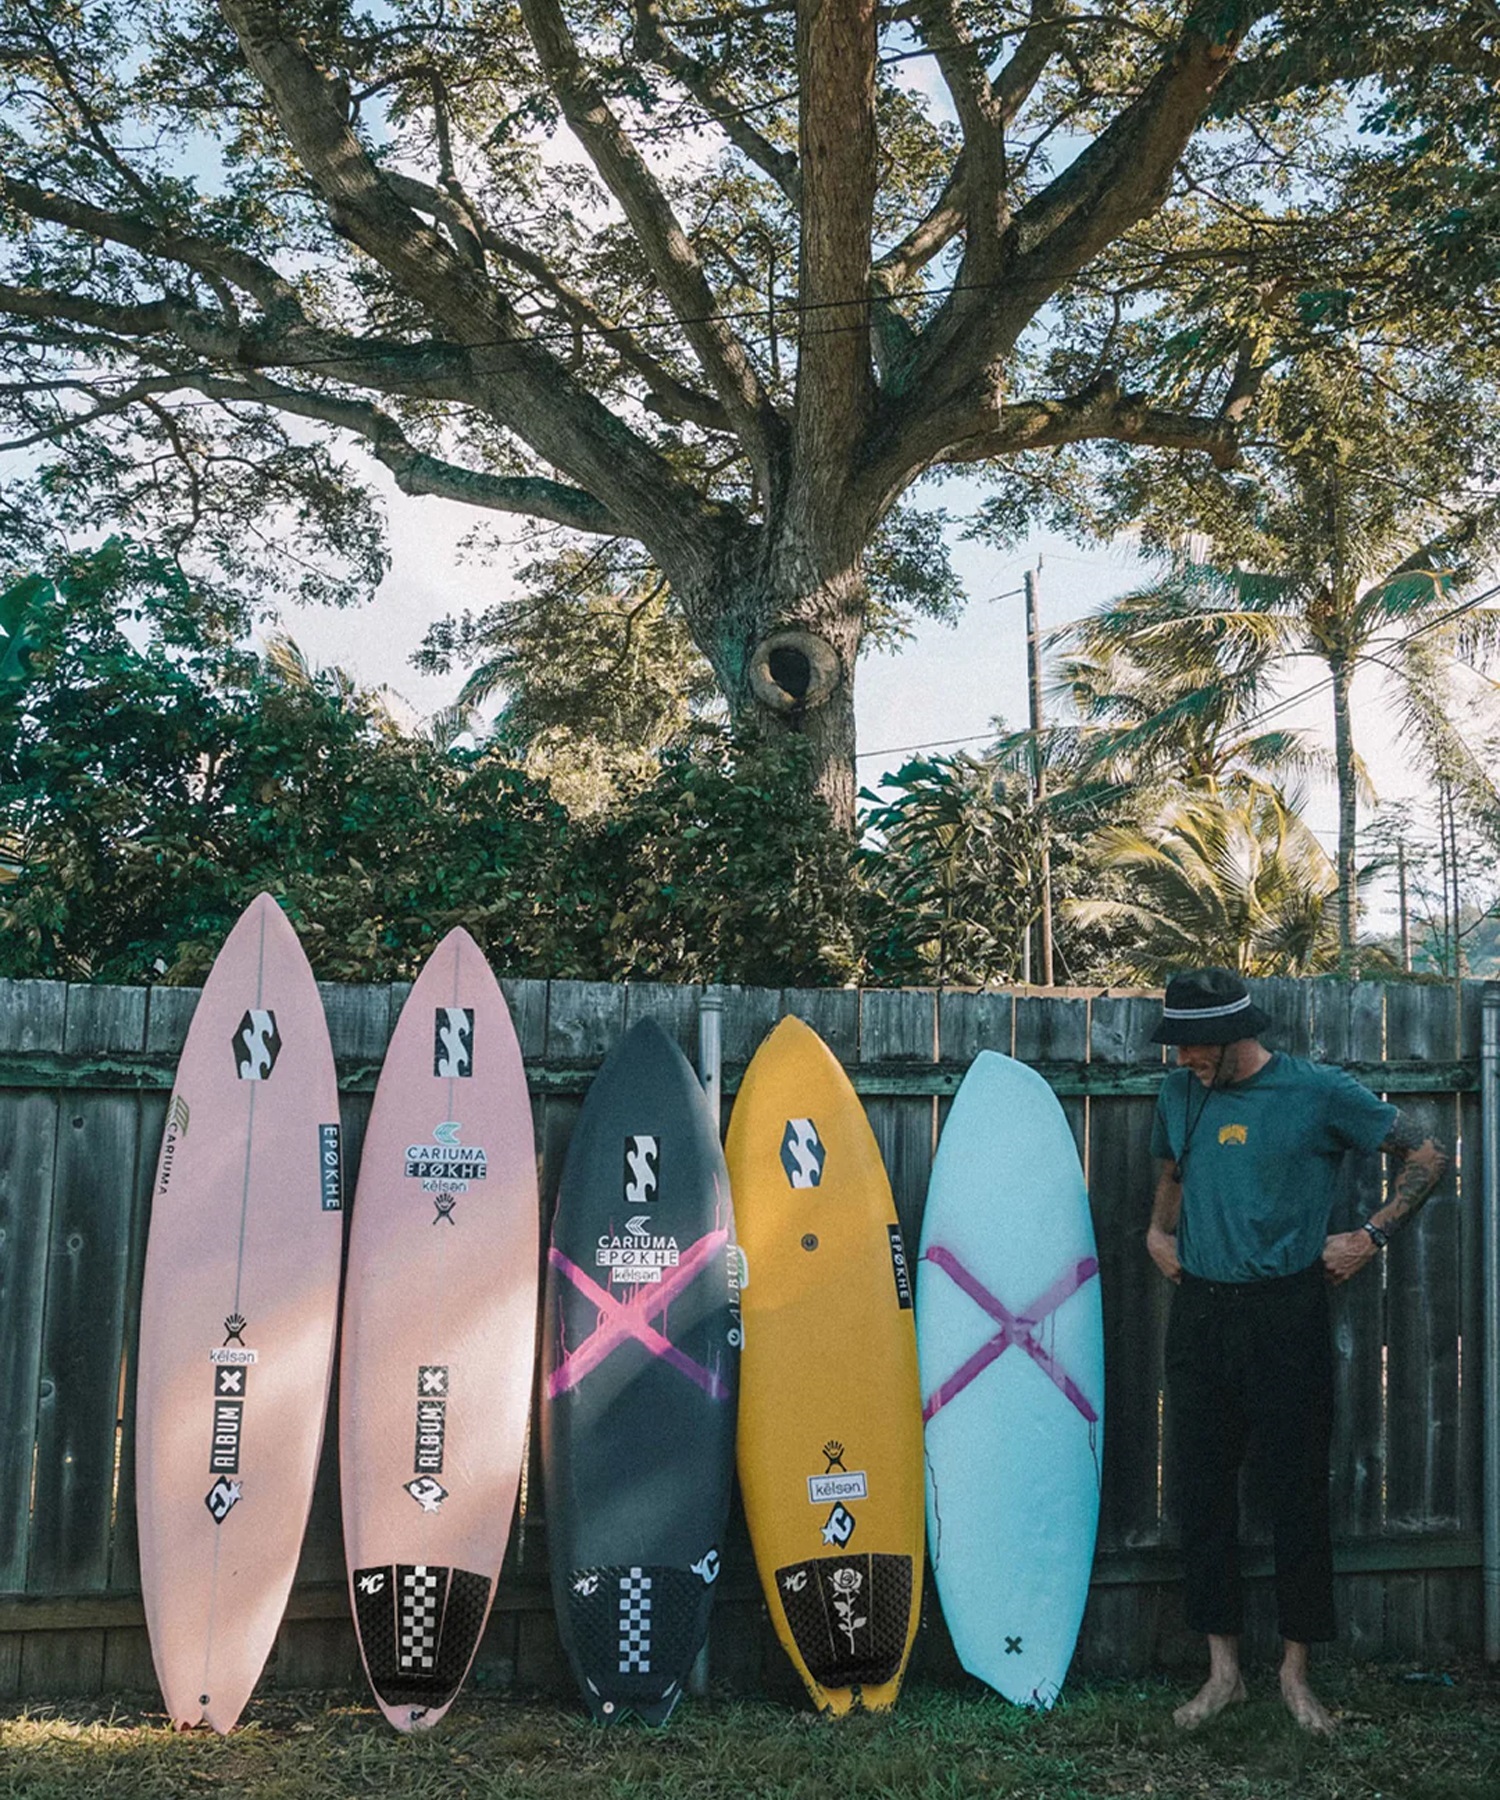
[1376,1112,1448,1234]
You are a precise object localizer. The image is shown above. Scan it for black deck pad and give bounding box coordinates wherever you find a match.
[773,1552,913,1690]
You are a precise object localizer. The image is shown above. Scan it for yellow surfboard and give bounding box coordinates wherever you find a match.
[727,1015,924,1714]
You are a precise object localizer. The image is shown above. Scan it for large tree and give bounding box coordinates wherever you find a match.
[3,2,1498,825]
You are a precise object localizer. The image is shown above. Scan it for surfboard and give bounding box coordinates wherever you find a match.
[917,1050,1103,1708]
[339,928,538,1732]
[540,1017,739,1725]
[135,892,345,1732]
[727,1014,924,1715]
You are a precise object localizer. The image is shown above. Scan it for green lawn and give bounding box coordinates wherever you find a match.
[2,1666,1496,1800]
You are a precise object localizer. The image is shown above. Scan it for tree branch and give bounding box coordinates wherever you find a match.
[868,1,1262,501]
[518,0,783,489]
[381,172,732,433]
[1215,9,1500,115]
[631,0,800,202]
[218,0,725,579]
[791,0,879,522]
[934,371,1242,471]
[0,176,305,323]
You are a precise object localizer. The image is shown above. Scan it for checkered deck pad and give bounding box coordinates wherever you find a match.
[352,1563,493,1706]
[563,1562,709,1703]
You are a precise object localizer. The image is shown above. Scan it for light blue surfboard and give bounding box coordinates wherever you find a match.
[916,1051,1104,1707]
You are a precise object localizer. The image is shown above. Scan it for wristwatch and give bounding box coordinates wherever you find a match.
[1361,1219,1390,1251]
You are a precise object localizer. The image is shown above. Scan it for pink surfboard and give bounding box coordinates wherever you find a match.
[136,893,345,1731]
[339,928,538,1731]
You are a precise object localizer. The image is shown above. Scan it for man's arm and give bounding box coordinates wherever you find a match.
[1147,1159,1184,1282]
[1321,1112,1449,1285]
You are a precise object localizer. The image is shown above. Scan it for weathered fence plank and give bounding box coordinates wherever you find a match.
[1316,981,1390,1656]
[24,987,145,1698]
[1082,996,1169,1673]
[0,981,67,1699]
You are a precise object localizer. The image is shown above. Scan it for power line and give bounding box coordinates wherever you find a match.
[854,577,1500,766]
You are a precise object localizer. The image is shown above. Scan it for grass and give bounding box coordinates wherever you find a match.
[1,1664,1497,1800]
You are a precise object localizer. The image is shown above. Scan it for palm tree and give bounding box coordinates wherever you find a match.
[1062,784,1343,982]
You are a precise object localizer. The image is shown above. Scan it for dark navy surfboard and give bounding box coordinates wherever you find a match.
[540,1017,741,1724]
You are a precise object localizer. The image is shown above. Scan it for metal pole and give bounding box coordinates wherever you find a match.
[689,988,725,1694]
[1024,562,1054,987]
[1398,840,1411,973]
[1481,983,1500,1661]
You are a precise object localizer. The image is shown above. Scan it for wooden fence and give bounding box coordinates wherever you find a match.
[0,974,1488,1704]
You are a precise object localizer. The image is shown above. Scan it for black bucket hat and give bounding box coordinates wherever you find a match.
[1150,967,1272,1045]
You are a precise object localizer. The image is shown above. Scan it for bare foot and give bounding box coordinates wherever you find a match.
[1280,1668,1336,1735]
[1173,1673,1247,1729]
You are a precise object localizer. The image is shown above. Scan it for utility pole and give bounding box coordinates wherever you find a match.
[1025,560,1055,987]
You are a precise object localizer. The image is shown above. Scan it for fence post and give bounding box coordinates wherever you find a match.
[1481,983,1500,1662]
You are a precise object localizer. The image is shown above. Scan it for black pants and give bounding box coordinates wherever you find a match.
[1165,1264,1336,1644]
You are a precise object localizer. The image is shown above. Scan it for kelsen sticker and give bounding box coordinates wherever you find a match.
[319,1123,342,1211]
[808,1469,868,1505]
[888,1224,914,1309]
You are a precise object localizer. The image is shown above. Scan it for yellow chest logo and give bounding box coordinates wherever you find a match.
[1218,1124,1248,1146]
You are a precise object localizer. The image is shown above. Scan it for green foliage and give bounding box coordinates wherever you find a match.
[0,540,566,982]
[0,542,864,985]
[554,734,861,986]
[418,540,725,815]
[1063,784,1343,983]
[859,755,1041,986]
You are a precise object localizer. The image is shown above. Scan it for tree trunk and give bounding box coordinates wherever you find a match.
[1329,653,1359,969]
[677,530,868,832]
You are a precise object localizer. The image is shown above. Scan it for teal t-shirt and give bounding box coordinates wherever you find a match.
[1150,1053,1397,1282]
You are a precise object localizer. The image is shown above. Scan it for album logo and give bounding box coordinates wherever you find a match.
[412,1366,449,1475]
[780,1118,825,1188]
[214,1366,248,1398]
[204,1477,241,1523]
[434,1008,474,1078]
[318,1123,342,1211]
[209,1398,243,1475]
[414,1399,446,1474]
[624,1135,659,1206]
[233,1009,281,1081]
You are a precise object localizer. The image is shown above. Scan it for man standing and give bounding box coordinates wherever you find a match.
[1146,968,1447,1734]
